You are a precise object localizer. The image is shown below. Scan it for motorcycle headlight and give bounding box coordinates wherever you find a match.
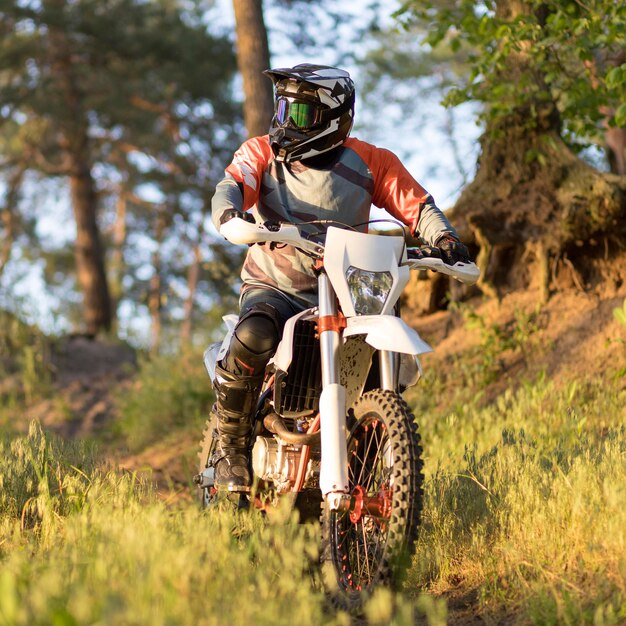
[346,266,394,315]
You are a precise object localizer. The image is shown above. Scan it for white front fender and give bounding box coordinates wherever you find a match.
[343,315,432,355]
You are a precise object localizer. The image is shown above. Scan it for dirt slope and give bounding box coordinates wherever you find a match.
[23,335,137,439]
[413,286,626,388]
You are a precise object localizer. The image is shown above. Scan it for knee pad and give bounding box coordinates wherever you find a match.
[222,304,281,376]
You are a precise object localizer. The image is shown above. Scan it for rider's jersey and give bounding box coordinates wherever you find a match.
[211,135,458,306]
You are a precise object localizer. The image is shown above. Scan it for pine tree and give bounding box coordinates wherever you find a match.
[0,0,238,335]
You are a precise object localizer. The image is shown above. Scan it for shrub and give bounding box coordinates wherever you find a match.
[115,349,214,451]
[0,311,52,414]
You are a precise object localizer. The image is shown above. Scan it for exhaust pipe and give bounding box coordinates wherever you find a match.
[263,413,320,445]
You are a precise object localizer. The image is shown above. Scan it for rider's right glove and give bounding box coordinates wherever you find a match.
[219,209,255,227]
[436,235,471,266]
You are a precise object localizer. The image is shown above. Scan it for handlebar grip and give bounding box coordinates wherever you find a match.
[407,246,442,260]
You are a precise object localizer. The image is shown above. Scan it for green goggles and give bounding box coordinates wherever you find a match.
[274,97,324,129]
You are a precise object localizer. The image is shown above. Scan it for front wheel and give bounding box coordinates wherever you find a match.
[319,390,424,612]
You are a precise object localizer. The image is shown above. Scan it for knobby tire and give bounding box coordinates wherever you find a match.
[319,389,424,613]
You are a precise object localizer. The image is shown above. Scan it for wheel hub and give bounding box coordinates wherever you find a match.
[349,484,393,524]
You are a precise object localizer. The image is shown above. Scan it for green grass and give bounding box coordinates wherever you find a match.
[406,375,626,624]
[0,424,429,626]
[114,349,214,452]
[0,311,53,424]
[1,341,625,623]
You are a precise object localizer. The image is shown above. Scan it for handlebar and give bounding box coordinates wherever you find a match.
[220,217,480,285]
[220,217,324,257]
[404,249,480,285]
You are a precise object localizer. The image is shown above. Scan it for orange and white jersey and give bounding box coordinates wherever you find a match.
[212,135,458,305]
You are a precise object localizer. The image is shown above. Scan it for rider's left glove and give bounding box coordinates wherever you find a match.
[436,235,471,266]
[219,209,255,227]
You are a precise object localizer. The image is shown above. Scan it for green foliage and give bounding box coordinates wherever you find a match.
[614,298,626,329]
[440,303,542,389]
[398,0,626,145]
[115,349,213,451]
[0,311,52,414]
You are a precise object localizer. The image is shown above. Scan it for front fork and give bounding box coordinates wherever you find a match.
[317,273,350,511]
[379,350,398,391]
[317,274,400,511]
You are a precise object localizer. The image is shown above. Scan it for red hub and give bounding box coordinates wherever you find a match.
[349,484,393,524]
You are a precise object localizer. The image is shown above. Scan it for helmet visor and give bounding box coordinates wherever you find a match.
[275,97,322,129]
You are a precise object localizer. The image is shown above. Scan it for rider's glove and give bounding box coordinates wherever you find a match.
[219,209,255,227]
[436,235,471,266]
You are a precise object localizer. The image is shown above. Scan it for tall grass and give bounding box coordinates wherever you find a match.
[408,376,626,624]
[0,424,431,626]
[1,327,625,623]
[0,311,52,421]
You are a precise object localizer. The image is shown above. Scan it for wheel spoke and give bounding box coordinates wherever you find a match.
[353,522,362,582]
[360,521,371,583]
[363,425,385,494]
[355,422,377,487]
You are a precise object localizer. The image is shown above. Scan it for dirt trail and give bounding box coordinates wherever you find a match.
[23,335,137,439]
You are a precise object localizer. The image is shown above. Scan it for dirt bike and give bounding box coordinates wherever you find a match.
[195,217,479,611]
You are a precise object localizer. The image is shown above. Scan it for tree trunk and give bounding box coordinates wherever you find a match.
[232,0,274,138]
[49,0,112,335]
[448,0,626,299]
[109,188,128,332]
[149,212,166,355]
[181,238,202,348]
[69,161,112,335]
[606,125,626,176]
[0,167,24,278]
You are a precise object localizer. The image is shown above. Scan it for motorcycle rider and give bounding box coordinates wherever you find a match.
[210,63,470,491]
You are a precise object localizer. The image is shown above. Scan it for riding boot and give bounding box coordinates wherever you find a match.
[212,364,264,491]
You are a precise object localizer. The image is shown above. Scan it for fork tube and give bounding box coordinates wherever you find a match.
[318,272,349,507]
[379,350,398,391]
[318,273,340,386]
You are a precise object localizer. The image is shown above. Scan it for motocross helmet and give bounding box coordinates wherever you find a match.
[263,63,355,162]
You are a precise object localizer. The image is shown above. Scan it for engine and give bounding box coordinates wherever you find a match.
[251,436,320,494]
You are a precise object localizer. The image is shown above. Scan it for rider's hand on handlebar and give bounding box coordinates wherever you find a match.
[263,220,281,232]
[407,247,439,261]
[407,236,471,266]
[435,235,471,266]
[219,209,255,226]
